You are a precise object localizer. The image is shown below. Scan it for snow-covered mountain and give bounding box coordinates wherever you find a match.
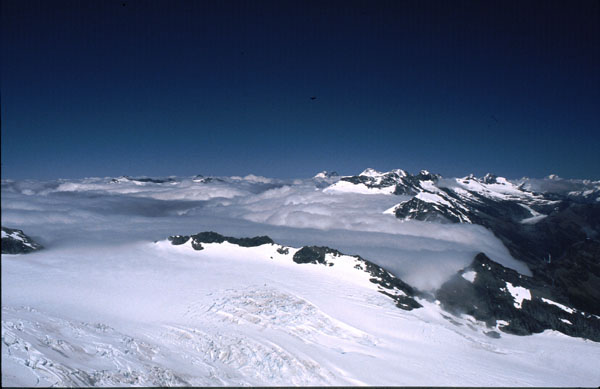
[391,173,552,224]
[326,168,552,222]
[324,168,436,195]
[2,171,599,386]
[326,168,600,315]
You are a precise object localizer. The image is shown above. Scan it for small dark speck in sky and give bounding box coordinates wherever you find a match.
[1,0,599,180]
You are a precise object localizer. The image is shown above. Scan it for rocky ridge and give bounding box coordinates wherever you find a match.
[166,231,598,341]
[436,252,600,341]
[1,227,43,254]
[167,231,421,311]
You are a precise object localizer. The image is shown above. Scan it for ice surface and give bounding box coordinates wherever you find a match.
[3,241,599,386]
[2,174,598,386]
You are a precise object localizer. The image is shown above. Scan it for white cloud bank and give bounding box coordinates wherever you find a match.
[1,175,530,290]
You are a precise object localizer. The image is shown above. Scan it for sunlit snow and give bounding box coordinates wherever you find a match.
[541,298,575,314]
[324,180,396,195]
[505,282,531,309]
[461,270,477,283]
[2,174,598,386]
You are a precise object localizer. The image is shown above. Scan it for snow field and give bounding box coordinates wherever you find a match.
[3,240,600,386]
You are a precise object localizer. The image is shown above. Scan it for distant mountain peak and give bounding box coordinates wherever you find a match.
[324,168,442,195]
[359,168,382,177]
[482,173,498,184]
[314,171,339,179]
[110,176,175,184]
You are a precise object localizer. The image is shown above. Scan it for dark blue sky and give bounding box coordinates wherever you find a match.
[2,0,599,180]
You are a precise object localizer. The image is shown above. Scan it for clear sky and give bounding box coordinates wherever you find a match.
[2,0,599,180]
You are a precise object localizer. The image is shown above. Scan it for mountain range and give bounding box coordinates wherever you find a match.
[326,168,600,315]
[2,169,599,386]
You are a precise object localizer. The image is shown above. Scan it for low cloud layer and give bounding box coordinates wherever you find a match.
[1,175,531,291]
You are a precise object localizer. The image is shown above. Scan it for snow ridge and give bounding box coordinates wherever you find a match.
[165,232,422,311]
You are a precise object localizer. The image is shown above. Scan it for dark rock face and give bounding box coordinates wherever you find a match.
[360,258,423,310]
[168,235,190,245]
[1,227,43,254]
[111,176,174,184]
[132,177,174,184]
[190,231,274,247]
[193,175,224,184]
[460,201,600,272]
[436,253,600,341]
[292,246,342,265]
[276,247,289,255]
[453,201,600,315]
[168,231,274,251]
[168,235,204,250]
[546,239,600,315]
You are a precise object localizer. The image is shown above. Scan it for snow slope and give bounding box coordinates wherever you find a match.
[2,239,599,386]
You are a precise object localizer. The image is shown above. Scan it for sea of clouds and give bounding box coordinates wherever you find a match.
[1,174,535,291]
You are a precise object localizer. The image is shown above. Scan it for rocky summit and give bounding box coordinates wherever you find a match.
[1,227,43,254]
